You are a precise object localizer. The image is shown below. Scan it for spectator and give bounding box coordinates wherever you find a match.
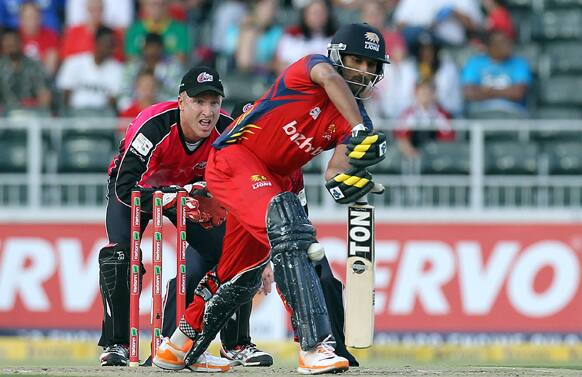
[275,0,337,73]
[125,0,190,64]
[411,32,463,116]
[119,70,159,120]
[0,28,52,115]
[432,0,483,46]
[224,0,283,77]
[360,0,403,58]
[393,0,483,47]
[61,0,125,62]
[19,1,59,77]
[66,0,134,29]
[395,79,455,159]
[119,32,183,109]
[367,32,417,120]
[0,0,63,33]
[56,26,123,116]
[211,1,249,56]
[482,0,515,40]
[461,30,531,118]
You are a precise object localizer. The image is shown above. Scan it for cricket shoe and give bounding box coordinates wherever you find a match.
[220,343,274,366]
[153,337,231,373]
[100,344,129,366]
[297,336,349,375]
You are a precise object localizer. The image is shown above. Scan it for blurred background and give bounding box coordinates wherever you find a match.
[1,0,582,368]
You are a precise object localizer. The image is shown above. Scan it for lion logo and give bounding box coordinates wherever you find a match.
[250,175,268,182]
[365,32,380,43]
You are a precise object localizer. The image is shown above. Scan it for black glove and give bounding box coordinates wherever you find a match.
[346,128,387,168]
[325,167,375,204]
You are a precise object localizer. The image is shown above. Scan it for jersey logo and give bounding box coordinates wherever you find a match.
[194,161,207,169]
[224,124,261,144]
[250,175,272,189]
[242,103,254,113]
[323,124,336,141]
[364,32,380,52]
[131,133,153,156]
[282,121,324,157]
[197,72,214,83]
[310,107,321,120]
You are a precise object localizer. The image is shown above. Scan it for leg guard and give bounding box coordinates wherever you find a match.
[183,261,267,365]
[98,244,144,347]
[267,192,332,351]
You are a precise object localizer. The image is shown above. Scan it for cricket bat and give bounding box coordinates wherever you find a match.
[345,201,375,348]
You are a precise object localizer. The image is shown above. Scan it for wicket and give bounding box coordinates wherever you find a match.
[129,187,188,367]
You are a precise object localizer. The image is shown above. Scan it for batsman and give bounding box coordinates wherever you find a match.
[154,23,389,374]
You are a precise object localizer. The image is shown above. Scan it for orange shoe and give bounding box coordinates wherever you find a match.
[153,337,231,373]
[297,336,349,375]
[153,337,192,370]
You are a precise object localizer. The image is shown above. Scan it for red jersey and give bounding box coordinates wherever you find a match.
[108,101,232,208]
[214,54,361,176]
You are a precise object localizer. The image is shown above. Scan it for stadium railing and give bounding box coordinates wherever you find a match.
[0,118,581,221]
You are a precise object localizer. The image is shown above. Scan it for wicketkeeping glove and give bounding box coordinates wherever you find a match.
[325,167,375,204]
[346,127,387,168]
[189,184,227,229]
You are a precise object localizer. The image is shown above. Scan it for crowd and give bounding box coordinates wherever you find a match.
[0,0,532,157]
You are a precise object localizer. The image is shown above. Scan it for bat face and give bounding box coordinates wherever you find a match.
[345,203,375,349]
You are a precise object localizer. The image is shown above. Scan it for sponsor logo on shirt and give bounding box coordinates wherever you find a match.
[310,107,321,120]
[197,72,214,83]
[130,133,153,156]
[364,32,380,52]
[322,124,336,141]
[194,161,207,170]
[282,121,324,157]
[250,175,272,189]
[242,103,254,113]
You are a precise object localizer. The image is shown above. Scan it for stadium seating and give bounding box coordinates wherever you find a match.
[420,141,470,175]
[221,73,270,103]
[541,42,582,75]
[0,130,27,173]
[369,144,403,175]
[532,9,582,41]
[539,76,582,107]
[57,131,116,173]
[485,142,538,175]
[535,106,582,119]
[546,142,582,175]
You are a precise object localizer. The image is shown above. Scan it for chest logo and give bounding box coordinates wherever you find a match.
[323,124,336,141]
[310,107,321,120]
[193,161,207,169]
[282,121,324,157]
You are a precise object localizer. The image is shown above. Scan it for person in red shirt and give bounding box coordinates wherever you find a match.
[119,70,159,120]
[482,0,516,40]
[395,79,455,159]
[19,1,59,77]
[61,0,125,61]
[98,66,233,371]
[154,23,389,375]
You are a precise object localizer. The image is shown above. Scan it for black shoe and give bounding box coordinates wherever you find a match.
[336,349,359,367]
[100,344,129,366]
[220,343,274,367]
